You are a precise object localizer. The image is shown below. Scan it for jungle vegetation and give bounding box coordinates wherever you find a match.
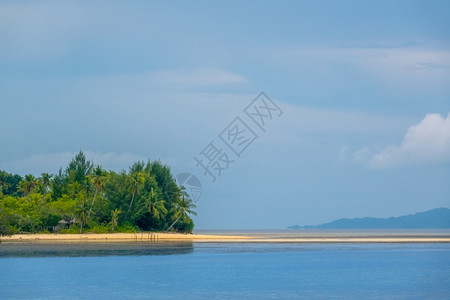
[0,151,196,236]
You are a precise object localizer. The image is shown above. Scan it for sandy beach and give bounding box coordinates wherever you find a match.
[2,231,450,243]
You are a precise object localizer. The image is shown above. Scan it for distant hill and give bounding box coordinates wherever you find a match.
[288,208,450,229]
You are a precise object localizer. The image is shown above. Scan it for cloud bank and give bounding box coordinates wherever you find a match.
[370,113,450,168]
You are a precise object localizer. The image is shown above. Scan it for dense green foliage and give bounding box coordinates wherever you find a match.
[0,151,196,236]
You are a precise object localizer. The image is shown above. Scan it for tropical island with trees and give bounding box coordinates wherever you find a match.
[0,151,196,236]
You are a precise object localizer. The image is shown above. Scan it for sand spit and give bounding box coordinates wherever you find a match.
[2,232,450,243]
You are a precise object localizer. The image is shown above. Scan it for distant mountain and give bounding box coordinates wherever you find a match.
[288,208,450,229]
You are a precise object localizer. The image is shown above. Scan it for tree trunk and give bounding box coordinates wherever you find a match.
[88,187,98,218]
[125,190,136,220]
[166,213,182,232]
[79,221,83,234]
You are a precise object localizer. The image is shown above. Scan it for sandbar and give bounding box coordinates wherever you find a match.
[2,232,450,243]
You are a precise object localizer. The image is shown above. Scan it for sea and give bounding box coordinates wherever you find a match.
[1,231,450,299]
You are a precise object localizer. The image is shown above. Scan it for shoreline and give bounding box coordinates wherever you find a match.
[2,232,450,243]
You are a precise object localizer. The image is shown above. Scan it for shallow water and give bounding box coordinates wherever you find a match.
[197,228,450,237]
[1,242,449,299]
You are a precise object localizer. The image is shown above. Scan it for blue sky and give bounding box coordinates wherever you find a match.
[1,1,449,229]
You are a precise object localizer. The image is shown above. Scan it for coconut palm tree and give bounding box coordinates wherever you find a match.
[166,193,197,232]
[125,171,145,220]
[68,181,83,198]
[75,200,89,234]
[111,208,121,232]
[147,187,167,220]
[0,182,9,197]
[0,171,10,197]
[40,173,52,193]
[87,166,107,218]
[36,173,53,202]
[19,174,38,198]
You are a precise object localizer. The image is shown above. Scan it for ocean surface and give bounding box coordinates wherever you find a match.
[1,240,450,299]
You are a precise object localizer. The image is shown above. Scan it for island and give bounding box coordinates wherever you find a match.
[0,151,196,236]
[288,208,450,229]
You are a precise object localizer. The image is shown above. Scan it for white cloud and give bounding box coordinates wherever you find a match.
[348,48,450,90]
[271,46,450,93]
[353,146,370,163]
[277,102,412,135]
[370,113,450,168]
[277,46,450,73]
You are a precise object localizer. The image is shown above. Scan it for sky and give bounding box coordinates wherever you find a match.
[1,0,449,229]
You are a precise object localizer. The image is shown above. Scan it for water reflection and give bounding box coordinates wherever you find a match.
[0,241,194,257]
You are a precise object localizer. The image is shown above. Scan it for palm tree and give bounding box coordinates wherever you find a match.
[75,200,89,234]
[125,171,145,220]
[111,208,121,232]
[18,180,27,197]
[147,187,167,220]
[19,174,38,198]
[87,166,107,218]
[36,173,53,202]
[40,173,52,193]
[0,171,10,196]
[166,193,197,232]
[68,181,83,198]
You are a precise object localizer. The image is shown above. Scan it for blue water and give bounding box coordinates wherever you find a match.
[1,243,450,299]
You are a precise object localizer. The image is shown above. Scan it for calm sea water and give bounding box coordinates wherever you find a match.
[1,242,449,299]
